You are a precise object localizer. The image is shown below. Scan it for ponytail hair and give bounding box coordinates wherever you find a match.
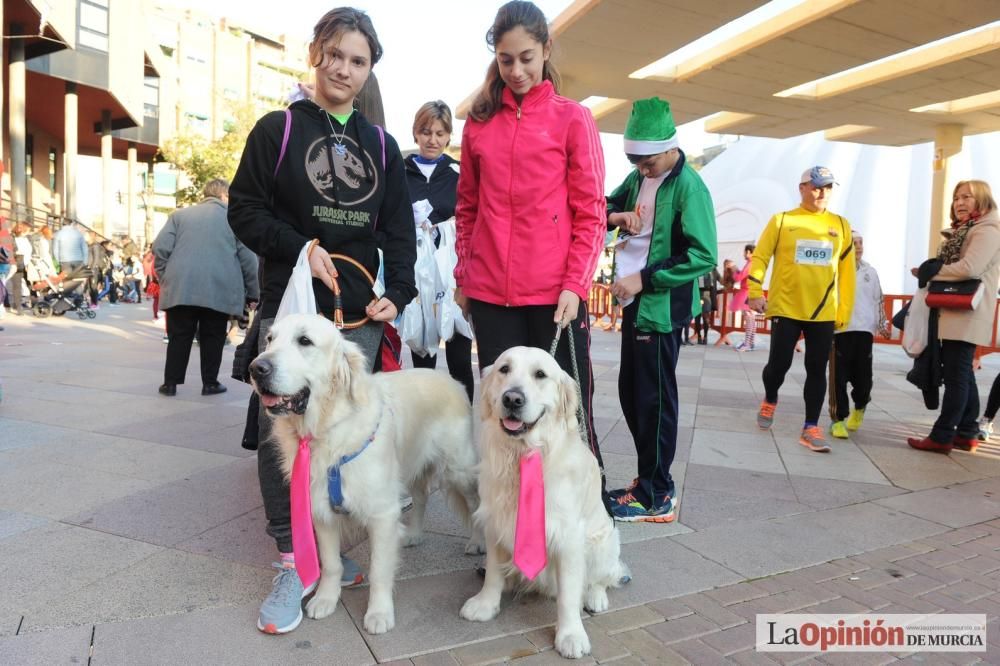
[354,72,385,126]
[469,1,559,123]
[722,260,736,290]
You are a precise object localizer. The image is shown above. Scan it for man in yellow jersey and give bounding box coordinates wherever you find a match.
[747,167,856,452]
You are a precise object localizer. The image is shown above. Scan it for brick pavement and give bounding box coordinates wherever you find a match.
[402,523,1000,664]
[3,305,1000,664]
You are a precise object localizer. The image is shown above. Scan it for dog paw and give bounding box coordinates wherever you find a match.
[460,594,500,622]
[464,538,486,555]
[584,586,609,614]
[402,531,424,547]
[364,609,395,634]
[305,594,339,620]
[555,627,591,659]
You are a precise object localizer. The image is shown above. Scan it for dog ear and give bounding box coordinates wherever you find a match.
[558,370,579,427]
[479,363,496,421]
[330,336,370,404]
[342,339,371,404]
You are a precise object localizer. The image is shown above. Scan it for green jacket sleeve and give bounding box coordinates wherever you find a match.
[641,176,718,291]
[605,172,638,228]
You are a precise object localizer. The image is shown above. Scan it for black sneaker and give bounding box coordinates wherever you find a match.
[158,383,177,396]
[202,381,227,396]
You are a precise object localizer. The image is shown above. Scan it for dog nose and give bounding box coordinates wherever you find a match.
[502,389,525,410]
[249,358,272,379]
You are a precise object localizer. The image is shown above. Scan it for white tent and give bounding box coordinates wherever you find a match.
[699,131,1000,295]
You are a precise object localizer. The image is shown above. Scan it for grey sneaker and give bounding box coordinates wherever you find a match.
[257,563,316,635]
[341,554,365,587]
[757,401,776,429]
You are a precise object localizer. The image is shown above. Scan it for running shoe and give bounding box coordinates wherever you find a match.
[830,421,849,439]
[799,426,831,453]
[610,493,676,523]
[257,563,317,635]
[607,478,638,501]
[340,555,365,587]
[757,401,776,429]
[846,408,866,431]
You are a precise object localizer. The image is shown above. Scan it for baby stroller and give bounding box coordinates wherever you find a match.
[30,265,95,319]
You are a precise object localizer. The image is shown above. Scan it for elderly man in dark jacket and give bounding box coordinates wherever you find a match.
[154,179,259,396]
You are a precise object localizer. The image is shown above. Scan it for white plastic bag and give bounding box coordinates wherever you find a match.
[419,227,443,356]
[403,227,442,357]
[400,299,425,355]
[434,219,473,340]
[902,287,929,359]
[412,199,433,227]
[275,243,318,322]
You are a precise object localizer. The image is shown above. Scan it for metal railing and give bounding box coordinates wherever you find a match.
[588,283,1000,355]
[0,198,113,243]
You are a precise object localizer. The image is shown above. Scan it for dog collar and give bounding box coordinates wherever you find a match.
[327,406,384,514]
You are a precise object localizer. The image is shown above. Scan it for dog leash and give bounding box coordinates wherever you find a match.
[307,239,377,330]
[548,323,589,450]
[549,321,615,521]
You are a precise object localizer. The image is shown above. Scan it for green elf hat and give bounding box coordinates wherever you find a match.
[623,97,678,155]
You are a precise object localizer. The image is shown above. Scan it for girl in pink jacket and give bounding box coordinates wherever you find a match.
[732,244,756,351]
[454,1,607,479]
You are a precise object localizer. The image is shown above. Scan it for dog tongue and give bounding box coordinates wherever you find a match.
[503,418,523,431]
[260,393,282,408]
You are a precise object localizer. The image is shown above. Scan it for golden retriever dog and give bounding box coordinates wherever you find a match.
[250,314,482,634]
[460,346,629,659]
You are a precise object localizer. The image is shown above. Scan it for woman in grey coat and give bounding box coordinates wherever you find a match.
[153,179,259,396]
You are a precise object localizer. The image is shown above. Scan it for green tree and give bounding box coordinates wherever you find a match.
[159,100,271,206]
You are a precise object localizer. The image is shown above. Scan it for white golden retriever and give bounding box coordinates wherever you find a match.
[250,314,482,634]
[461,346,629,659]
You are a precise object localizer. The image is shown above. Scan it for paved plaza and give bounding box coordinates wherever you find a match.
[2,305,1000,664]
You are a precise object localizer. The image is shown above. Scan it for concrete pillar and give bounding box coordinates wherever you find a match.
[127,142,137,241]
[144,159,155,244]
[9,24,26,220]
[0,5,5,167]
[211,26,219,141]
[64,82,79,221]
[100,110,113,237]
[246,39,254,104]
[929,124,964,258]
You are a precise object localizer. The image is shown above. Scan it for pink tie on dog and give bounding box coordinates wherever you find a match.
[513,450,547,580]
[291,435,320,589]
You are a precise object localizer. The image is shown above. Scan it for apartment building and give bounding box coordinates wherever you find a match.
[2,0,307,245]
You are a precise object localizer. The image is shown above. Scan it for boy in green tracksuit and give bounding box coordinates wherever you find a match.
[606,97,717,522]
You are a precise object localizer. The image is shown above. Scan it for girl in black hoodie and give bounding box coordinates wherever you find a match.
[228,7,415,635]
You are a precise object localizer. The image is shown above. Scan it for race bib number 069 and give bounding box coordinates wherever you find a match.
[795,239,833,266]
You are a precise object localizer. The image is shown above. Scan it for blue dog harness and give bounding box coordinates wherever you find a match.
[327,410,382,514]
